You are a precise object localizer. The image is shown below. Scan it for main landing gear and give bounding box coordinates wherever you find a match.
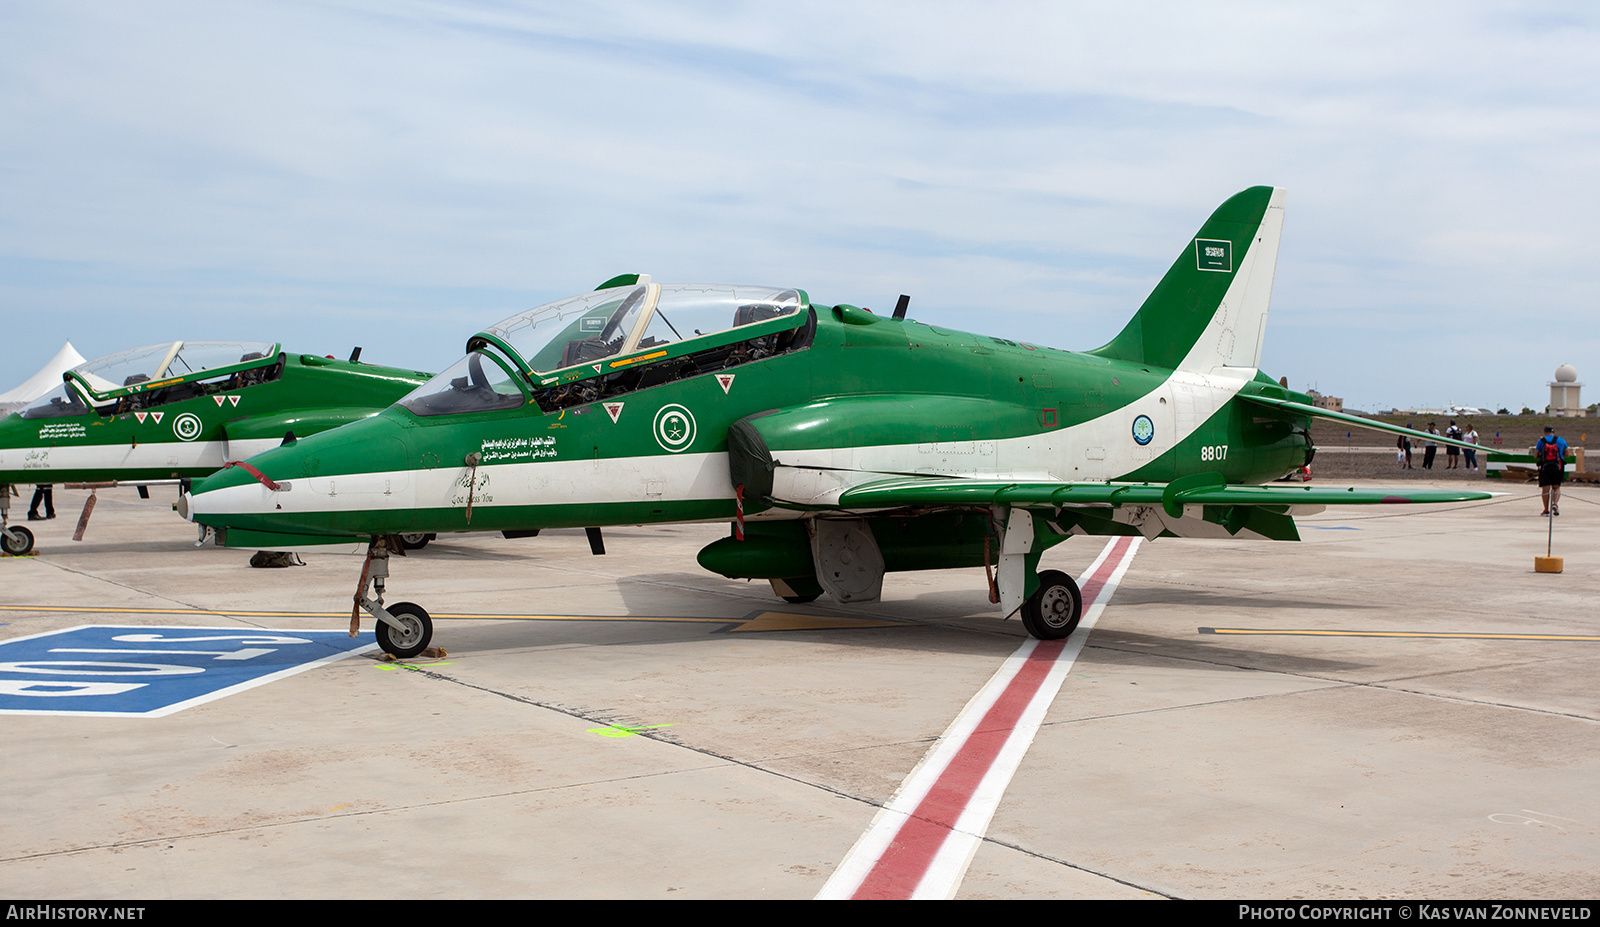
[351,535,435,658]
[1020,570,1083,641]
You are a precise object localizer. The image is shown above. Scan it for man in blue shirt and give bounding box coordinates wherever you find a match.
[1535,425,1569,516]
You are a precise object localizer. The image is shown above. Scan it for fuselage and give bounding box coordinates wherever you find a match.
[186,298,1315,540]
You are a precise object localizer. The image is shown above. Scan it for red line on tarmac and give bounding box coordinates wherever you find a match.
[851,638,1065,899]
[847,536,1138,900]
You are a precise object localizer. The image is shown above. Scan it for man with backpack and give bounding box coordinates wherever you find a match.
[1535,425,1569,516]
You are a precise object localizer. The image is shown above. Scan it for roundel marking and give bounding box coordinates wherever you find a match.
[1132,414,1154,446]
[652,404,697,453]
[173,412,204,442]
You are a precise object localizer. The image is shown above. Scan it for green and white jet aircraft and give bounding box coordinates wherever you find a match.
[0,341,431,554]
[182,186,1490,657]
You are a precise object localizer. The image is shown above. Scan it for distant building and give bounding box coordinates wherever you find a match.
[1307,389,1343,413]
[1547,364,1586,417]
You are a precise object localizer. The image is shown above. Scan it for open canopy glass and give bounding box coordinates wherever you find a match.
[16,341,280,419]
[394,282,809,418]
[70,341,278,396]
[479,283,804,375]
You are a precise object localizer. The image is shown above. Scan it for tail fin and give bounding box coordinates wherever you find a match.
[1090,186,1285,374]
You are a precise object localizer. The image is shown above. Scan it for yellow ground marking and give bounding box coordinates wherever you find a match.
[1201,627,1600,642]
[587,723,676,738]
[726,611,906,632]
[0,605,907,633]
[374,661,455,671]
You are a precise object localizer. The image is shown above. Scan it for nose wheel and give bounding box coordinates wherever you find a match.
[2,525,34,556]
[374,602,433,658]
[1,487,35,556]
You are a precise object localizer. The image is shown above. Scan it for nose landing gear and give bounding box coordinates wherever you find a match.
[1,523,33,556]
[1,486,35,556]
[352,535,438,658]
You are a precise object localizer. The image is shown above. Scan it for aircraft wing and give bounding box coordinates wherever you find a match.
[835,474,1492,511]
[828,472,1491,543]
[1239,395,1483,451]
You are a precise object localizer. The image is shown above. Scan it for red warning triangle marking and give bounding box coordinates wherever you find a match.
[716,374,735,394]
[592,364,602,373]
[213,396,226,407]
[134,411,147,423]
[152,412,164,424]
[603,402,624,424]
[228,395,239,406]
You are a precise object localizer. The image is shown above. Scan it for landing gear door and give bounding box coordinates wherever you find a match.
[808,517,884,604]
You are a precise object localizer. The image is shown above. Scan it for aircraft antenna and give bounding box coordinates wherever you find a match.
[892,295,910,320]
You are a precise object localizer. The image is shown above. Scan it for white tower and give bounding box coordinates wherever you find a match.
[1548,364,1585,417]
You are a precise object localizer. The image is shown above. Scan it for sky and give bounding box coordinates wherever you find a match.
[1,1,1596,414]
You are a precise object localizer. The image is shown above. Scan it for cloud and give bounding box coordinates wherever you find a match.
[0,1,1597,413]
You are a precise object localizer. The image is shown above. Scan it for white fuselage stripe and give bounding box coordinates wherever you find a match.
[189,366,1256,522]
[1,440,227,476]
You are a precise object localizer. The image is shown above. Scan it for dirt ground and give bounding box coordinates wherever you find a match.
[1310,449,1490,481]
[1307,415,1591,482]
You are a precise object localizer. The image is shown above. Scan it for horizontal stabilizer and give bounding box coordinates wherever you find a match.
[1240,395,1484,451]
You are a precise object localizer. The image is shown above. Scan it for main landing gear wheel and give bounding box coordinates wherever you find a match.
[1020,569,1082,641]
[375,602,433,658]
[2,526,34,556]
[399,533,432,550]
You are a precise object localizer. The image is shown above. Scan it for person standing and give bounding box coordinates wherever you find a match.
[1534,425,1569,516]
[1464,422,1479,471]
[1445,420,1462,469]
[27,484,55,521]
[1398,432,1413,469]
[1423,422,1439,470]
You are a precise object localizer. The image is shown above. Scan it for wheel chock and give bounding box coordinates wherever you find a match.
[376,647,447,662]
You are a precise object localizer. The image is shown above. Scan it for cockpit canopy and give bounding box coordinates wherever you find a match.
[72,341,278,395]
[398,280,810,417]
[18,340,281,419]
[480,281,804,375]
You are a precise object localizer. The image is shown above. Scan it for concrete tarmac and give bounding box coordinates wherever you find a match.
[0,483,1596,899]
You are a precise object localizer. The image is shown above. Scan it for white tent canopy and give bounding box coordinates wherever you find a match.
[0,342,88,416]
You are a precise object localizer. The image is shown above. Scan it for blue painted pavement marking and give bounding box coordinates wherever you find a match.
[0,625,377,717]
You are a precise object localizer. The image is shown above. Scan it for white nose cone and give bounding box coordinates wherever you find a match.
[187,480,283,522]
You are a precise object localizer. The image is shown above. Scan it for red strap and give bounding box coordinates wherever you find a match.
[735,484,745,541]
[223,460,281,491]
